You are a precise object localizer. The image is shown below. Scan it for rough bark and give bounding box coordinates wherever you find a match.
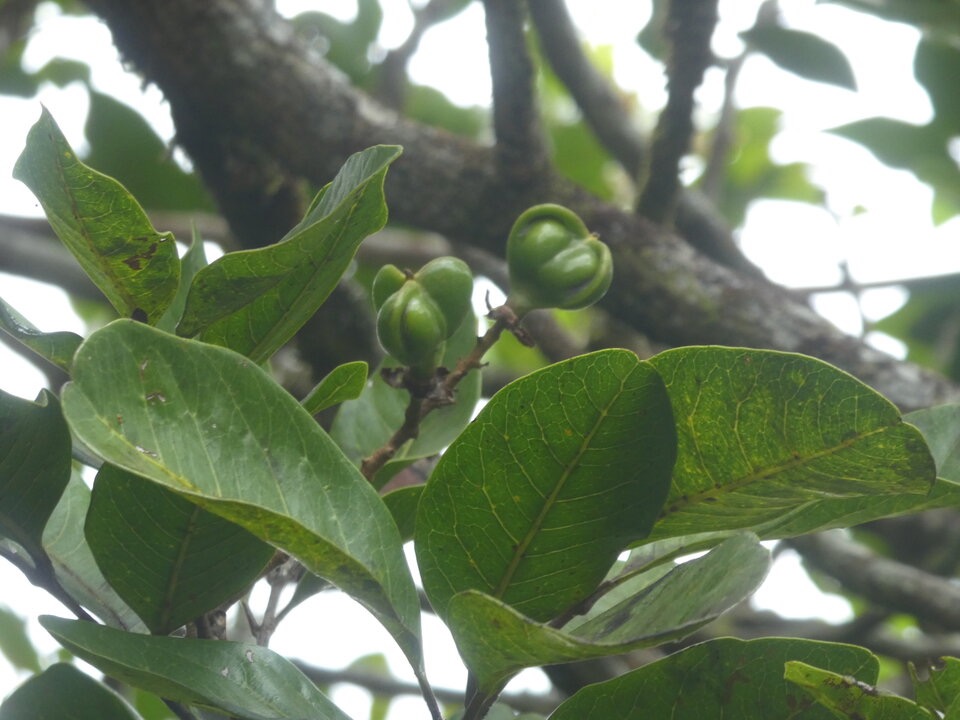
[78,0,959,411]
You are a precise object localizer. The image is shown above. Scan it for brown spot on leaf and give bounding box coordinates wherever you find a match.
[122,241,159,270]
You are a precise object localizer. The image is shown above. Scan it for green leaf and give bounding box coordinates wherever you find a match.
[0,606,42,673]
[85,464,274,635]
[785,661,934,719]
[906,404,960,480]
[43,472,146,631]
[741,25,857,90]
[60,319,422,668]
[176,145,401,363]
[645,347,938,546]
[912,657,960,715]
[331,312,481,487]
[0,297,83,372]
[416,348,676,622]
[301,361,368,414]
[155,227,208,334]
[40,616,351,720]
[0,389,72,560]
[549,637,879,719]
[445,534,769,695]
[13,107,180,324]
[0,662,141,720]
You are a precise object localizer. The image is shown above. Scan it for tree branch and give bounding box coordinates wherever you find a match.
[636,0,719,223]
[788,532,960,632]
[75,0,959,411]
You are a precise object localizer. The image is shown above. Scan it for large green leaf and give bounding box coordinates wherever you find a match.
[85,464,274,635]
[0,389,72,560]
[0,662,141,720]
[741,25,856,90]
[645,347,938,545]
[331,312,481,487]
[43,472,146,631]
[445,534,769,696]
[176,145,401,363]
[912,657,960,716]
[60,320,422,667]
[549,637,878,719]
[13,108,179,324]
[41,616,351,720]
[786,661,934,719]
[0,297,83,372]
[416,348,676,622]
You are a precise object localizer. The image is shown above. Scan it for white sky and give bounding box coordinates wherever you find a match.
[2,0,955,716]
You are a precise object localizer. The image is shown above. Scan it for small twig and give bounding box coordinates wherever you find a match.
[637,0,720,224]
[360,305,524,482]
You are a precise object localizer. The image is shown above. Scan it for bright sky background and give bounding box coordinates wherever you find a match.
[1,0,954,717]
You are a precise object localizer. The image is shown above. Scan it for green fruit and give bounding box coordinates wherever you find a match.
[506,204,613,314]
[373,257,473,371]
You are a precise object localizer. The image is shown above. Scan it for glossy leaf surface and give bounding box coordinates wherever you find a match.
[0,389,71,560]
[646,347,938,545]
[61,320,421,664]
[41,616,351,720]
[417,348,676,622]
[0,298,82,372]
[13,108,179,323]
[85,464,274,634]
[549,637,878,719]
[0,662,141,720]
[177,145,401,363]
[447,534,769,694]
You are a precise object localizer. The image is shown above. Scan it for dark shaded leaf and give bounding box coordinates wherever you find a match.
[741,25,857,89]
[0,662,141,720]
[85,464,274,635]
[549,637,878,719]
[0,297,83,372]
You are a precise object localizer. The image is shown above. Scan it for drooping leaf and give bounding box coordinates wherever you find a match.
[644,347,939,546]
[445,534,769,696]
[0,606,41,674]
[85,464,274,635]
[549,637,878,720]
[13,108,180,324]
[416,348,676,623]
[785,661,934,719]
[741,24,857,89]
[0,662,141,720]
[0,298,83,372]
[301,361,368,415]
[331,312,481,487]
[60,320,422,669]
[176,145,401,363]
[43,472,146,631]
[41,616,351,720]
[382,484,423,543]
[0,389,72,560]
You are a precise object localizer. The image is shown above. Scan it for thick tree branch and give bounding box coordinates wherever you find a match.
[75,0,959,411]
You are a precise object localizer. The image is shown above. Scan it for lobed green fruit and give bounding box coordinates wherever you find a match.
[506,204,613,314]
[373,256,473,371]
